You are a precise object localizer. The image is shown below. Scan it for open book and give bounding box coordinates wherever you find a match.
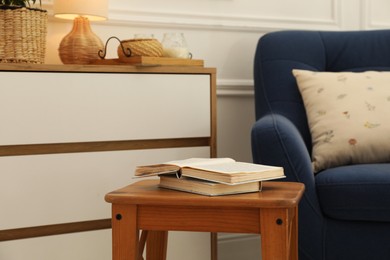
[135,158,285,184]
[159,175,262,196]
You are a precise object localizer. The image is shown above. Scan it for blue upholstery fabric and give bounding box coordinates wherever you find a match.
[317,164,390,222]
[252,30,390,260]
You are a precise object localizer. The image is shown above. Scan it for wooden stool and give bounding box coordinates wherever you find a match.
[105,180,304,260]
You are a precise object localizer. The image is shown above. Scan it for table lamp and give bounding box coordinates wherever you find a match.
[53,0,108,64]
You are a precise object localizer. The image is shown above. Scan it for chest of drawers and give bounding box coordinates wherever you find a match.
[0,64,216,260]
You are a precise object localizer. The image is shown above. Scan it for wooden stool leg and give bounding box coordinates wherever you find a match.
[260,208,295,260]
[112,204,139,260]
[211,232,218,260]
[289,207,299,260]
[138,231,149,260]
[146,231,168,260]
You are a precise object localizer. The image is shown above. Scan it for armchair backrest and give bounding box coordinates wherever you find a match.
[254,30,390,152]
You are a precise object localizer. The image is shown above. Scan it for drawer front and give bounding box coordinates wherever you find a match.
[0,147,210,230]
[0,149,211,260]
[0,72,211,145]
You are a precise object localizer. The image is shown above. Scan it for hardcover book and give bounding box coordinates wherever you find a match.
[159,175,262,196]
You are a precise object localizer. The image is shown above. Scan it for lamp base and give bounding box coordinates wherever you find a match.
[58,16,103,64]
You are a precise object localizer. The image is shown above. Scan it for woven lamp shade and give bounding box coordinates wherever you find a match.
[54,0,108,64]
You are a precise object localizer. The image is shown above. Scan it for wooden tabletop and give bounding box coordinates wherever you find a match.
[105,180,305,209]
[0,63,216,74]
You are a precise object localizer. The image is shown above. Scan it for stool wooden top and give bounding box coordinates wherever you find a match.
[105,180,304,209]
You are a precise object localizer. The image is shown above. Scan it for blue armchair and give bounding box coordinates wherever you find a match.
[251,30,390,260]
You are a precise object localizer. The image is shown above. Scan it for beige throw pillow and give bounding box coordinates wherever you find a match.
[292,69,390,173]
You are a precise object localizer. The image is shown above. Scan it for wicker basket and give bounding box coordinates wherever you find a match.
[0,6,47,64]
[118,38,163,59]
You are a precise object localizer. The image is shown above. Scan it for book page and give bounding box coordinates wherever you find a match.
[134,164,180,177]
[134,158,231,177]
[165,158,235,168]
[184,161,281,174]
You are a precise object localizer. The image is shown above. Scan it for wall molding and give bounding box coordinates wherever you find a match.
[43,0,342,32]
[360,0,390,30]
[218,233,259,244]
[108,8,341,32]
[217,79,254,97]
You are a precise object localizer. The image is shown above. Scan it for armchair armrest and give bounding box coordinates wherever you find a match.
[251,114,321,213]
[251,114,311,180]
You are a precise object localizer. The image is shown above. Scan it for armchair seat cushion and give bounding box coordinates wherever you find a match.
[316,163,390,222]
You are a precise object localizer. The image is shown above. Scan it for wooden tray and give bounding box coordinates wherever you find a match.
[92,56,204,67]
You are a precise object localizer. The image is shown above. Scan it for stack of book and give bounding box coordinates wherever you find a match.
[135,158,285,196]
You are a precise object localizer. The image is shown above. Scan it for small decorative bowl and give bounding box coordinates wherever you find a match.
[118,39,164,58]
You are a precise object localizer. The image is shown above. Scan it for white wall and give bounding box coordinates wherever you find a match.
[28,0,390,259]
